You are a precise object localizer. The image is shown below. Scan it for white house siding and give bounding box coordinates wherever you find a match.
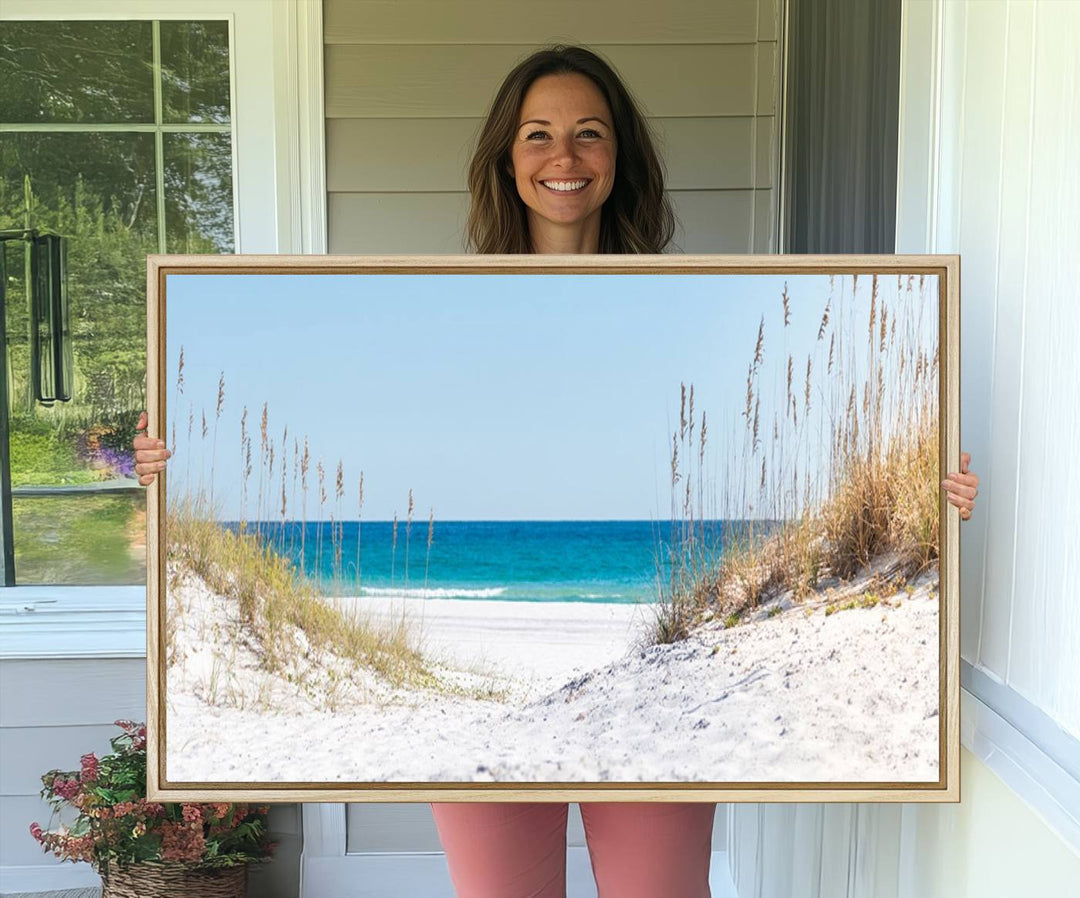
[0,660,146,874]
[898,0,1080,807]
[323,0,782,255]
[321,0,782,867]
[726,1,1080,895]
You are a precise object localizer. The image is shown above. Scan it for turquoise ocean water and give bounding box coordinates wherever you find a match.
[225,520,761,606]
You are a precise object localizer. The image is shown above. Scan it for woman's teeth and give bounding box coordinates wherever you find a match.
[542,180,589,192]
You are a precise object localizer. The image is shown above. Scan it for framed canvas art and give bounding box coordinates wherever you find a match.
[145,254,960,803]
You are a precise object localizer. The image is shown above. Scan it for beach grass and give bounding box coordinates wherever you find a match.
[647,274,939,644]
[167,501,419,681]
[164,361,511,710]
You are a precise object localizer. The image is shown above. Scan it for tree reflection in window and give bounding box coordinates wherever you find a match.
[0,19,234,584]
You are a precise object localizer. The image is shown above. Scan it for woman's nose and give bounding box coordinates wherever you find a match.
[548,134,581,165]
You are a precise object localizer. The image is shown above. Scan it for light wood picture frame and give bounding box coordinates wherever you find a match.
[146,253,960,804]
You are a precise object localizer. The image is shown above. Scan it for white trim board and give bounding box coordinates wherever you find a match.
[961,687,1080,855]
[0,586,145,659]
[271,0,328,254]
[962,660,1080,785]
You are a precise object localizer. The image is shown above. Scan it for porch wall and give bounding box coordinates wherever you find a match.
[323,0,782,254]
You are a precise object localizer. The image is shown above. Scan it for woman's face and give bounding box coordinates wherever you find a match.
[508,73,617,242]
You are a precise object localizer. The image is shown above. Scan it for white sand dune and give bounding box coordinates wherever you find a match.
[165,564,940,784]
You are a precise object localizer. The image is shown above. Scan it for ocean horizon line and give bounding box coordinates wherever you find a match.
[212,517,787,526]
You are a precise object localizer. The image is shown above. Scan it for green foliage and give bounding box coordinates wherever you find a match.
[1,165,152,422]
[2,20,233,474]
[9,426,94,485]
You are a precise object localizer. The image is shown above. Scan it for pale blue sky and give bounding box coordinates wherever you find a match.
[165,272,936,521]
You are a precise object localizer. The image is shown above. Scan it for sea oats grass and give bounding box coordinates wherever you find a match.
[647,274,939,642]
[165,361,498,709]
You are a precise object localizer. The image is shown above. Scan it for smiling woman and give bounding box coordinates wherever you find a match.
[465,44,675,255]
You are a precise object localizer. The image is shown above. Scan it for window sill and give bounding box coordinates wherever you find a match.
[0,585,146,659]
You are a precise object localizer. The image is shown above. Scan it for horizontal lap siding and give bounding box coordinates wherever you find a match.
[325,2,780,255]
[0,659,146,728]
[0,658,145,867]
[0,724,132,796]
[324,0,780,852]
[324,1,762,45]
[326,117,773,191]
[325,45,760,118]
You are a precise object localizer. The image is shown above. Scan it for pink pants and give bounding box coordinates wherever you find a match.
[430,802,716,898]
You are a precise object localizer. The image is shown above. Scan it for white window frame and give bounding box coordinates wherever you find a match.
[0,0,326,659]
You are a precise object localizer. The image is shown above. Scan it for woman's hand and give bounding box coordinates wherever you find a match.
[133,411,172,486]
[942,451,979,521]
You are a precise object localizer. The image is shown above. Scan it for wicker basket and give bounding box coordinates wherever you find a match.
[100,861,247,898]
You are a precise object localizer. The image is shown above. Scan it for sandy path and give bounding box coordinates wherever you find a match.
[327,594,659,697]
[165,567,940,784]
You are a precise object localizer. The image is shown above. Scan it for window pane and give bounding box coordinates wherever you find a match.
[1,19,235,586]
[160,20,232,124]
[0,21,154,124]
[164,132,235,253]
[2,132,155,585]
[1,131,157,422]
[12,493,146,585]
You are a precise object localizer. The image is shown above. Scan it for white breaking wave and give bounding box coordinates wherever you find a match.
[357,586,507,600]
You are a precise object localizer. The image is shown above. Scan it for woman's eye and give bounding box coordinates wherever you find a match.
[523,129,602,140]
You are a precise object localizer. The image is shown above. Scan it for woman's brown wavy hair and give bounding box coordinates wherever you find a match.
[465,45,677,254]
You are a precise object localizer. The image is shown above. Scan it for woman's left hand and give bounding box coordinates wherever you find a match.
[942,451,979,521]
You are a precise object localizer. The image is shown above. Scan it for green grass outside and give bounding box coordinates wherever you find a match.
[12,494,145,585]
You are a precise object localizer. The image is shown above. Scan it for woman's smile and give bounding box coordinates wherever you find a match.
[540,178,592,194]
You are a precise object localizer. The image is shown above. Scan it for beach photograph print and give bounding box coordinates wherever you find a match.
[156,264,948,791]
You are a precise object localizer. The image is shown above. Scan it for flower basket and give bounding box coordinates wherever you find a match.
[101,860,247,898]
[30,721,275,890]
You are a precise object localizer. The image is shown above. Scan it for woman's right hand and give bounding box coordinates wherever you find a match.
[133,411,172,486]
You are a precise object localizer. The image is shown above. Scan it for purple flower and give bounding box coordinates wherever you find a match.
[96,446,137,479]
